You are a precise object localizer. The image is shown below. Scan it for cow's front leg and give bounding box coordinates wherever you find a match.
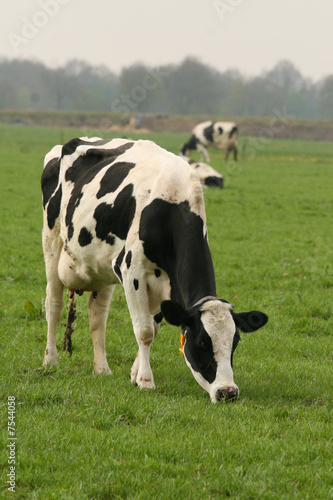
[124,275,157,389]
[88,285,114,375]
[130,318,160,387]
[132,340,155,389]
[197,143,210,162]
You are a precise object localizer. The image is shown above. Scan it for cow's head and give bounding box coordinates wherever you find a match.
[161,299,268,403]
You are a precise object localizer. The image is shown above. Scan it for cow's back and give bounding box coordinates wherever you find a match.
[192,121,237,148]
[213,122,238,148]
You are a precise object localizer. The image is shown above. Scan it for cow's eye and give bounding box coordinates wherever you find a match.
[197,339,204,346]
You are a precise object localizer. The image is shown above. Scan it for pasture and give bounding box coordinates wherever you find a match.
[0,124,332,499]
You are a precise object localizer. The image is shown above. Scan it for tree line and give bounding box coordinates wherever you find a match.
[0,57,332,119]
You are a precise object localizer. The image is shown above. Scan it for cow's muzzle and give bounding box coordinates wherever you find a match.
[215,386,239,402]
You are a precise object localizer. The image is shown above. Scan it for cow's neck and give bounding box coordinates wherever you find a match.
[169,235,217,309]
[140,199,217,310]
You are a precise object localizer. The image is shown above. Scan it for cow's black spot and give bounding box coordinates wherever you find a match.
[97,162,135,198]
[154,312,163,324]
[41,157,60,208]
[114,247,125,283]
[154,269,161,278]
[66,191,83,240]
[218,126,223,135]
[126,250,132,269]
[68,224,74,241]
[47,185,62,230]
[94,184,136,243]
[65,143,134,184]
[184,325,217,384]
[133,279,139,290]
[78,227,93,247]
[203,123,214,143]
[62,137,112,158]
[94,201,116,244]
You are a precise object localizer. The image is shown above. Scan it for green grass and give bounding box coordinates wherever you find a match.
[0,124,333,499]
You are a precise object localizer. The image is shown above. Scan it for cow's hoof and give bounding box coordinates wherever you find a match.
[137,377,155,389]
[43,352,59,367]
[93,365,112,375]
[36,364,58,374]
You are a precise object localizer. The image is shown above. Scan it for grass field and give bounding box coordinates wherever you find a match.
[0,124,332,499]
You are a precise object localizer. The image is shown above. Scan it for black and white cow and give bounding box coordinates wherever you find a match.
[187,159,223,189]
[181,121,238,162]
[41,137,267,402]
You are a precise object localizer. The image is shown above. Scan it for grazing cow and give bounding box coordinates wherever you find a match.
[187,159,223,189]
[41,137,267,402]
[181,121,238,162]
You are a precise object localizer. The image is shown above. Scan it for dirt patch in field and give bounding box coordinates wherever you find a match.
[137,115,333,141]
[1,110,333,141]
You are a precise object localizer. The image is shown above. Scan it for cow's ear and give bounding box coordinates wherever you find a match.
[161,300,191,327]
[232,311,268,333]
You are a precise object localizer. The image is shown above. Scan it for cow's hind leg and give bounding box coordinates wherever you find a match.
[43,233,64,368]
[88,285,114,375]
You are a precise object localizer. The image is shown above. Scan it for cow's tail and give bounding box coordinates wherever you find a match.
[63,292,76,356]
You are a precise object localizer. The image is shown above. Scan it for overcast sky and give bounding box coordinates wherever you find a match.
[1,0,332,81]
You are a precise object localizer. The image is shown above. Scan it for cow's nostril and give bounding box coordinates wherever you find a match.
[216,386,239,402]
[216,388,228,401]
[227,386,239,401]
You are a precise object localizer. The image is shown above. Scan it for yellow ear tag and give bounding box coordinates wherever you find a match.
[179,332,185,357]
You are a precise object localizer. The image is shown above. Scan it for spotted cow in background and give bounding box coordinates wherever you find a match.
[41,137,267,402]
[181,121,238,162]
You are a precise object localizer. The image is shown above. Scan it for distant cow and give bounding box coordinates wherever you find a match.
[181,121,238,162]
[187,159,223,189]
[41,137,267,402]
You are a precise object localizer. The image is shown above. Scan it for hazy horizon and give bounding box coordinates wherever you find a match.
[1,0,332,81]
